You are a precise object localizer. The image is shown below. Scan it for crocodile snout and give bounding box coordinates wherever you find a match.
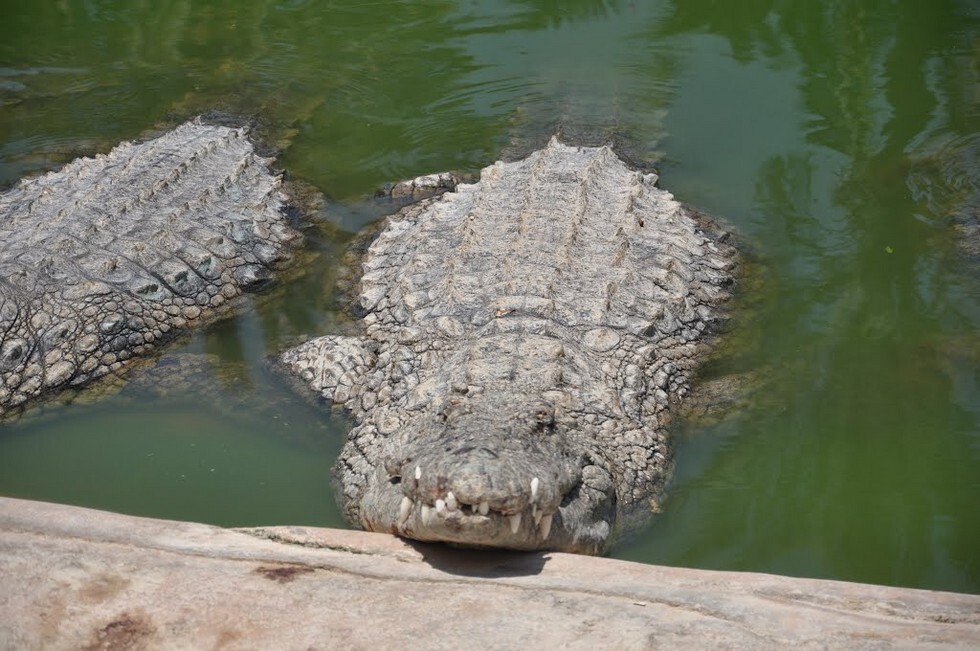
[390,443,575,547]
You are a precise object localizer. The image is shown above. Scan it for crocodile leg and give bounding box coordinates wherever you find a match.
[278,335,377,413]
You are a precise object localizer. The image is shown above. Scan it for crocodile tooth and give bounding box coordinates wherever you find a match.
[421,504,433,526]
[538,513,553,539]
[399,496,413,524]
[435,499,446,514]
[508,513,522,534]
[445,491,458,511]
[414,466,422,480]
[530,477,540,502]
[478,500,489,516]
[533,506,542,526]
[470,503,478,513]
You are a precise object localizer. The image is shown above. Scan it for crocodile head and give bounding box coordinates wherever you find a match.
[357,397,618,554]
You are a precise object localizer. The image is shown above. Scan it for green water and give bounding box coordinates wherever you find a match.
[1,1,977,593]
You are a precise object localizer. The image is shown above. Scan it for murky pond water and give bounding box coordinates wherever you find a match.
[1,1,978,593]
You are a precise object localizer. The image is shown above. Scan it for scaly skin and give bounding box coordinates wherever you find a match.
[280,137,738,553]
[0,120,301,417]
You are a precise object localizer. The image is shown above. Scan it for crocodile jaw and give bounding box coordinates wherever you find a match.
[389,469,616,555]
[355,414,617,554]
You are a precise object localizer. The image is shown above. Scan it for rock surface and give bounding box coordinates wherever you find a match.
[1,497,977,650]
[0,119,301,417]
[279,137,738,553]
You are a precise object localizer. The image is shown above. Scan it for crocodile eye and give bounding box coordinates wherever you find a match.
[530,404,556,433]
[532,404,555,421]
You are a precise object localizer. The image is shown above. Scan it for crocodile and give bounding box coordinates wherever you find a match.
[279,137,739,554]
[0,119,302,418]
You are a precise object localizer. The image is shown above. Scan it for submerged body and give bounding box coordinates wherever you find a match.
[0,120,301,417]
[280,138,738,553]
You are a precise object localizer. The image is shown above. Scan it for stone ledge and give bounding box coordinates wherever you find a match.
[0,497,977,649]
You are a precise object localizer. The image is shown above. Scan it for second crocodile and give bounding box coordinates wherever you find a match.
[279,137,739,554]
[0,119,302,417]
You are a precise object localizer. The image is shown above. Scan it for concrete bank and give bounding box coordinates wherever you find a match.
[0,497,977,649]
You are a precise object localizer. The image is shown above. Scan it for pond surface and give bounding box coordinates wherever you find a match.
[1,0,978,593]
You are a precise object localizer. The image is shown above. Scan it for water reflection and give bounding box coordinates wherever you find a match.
[615,0,980,592]
[500,0,624,29]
